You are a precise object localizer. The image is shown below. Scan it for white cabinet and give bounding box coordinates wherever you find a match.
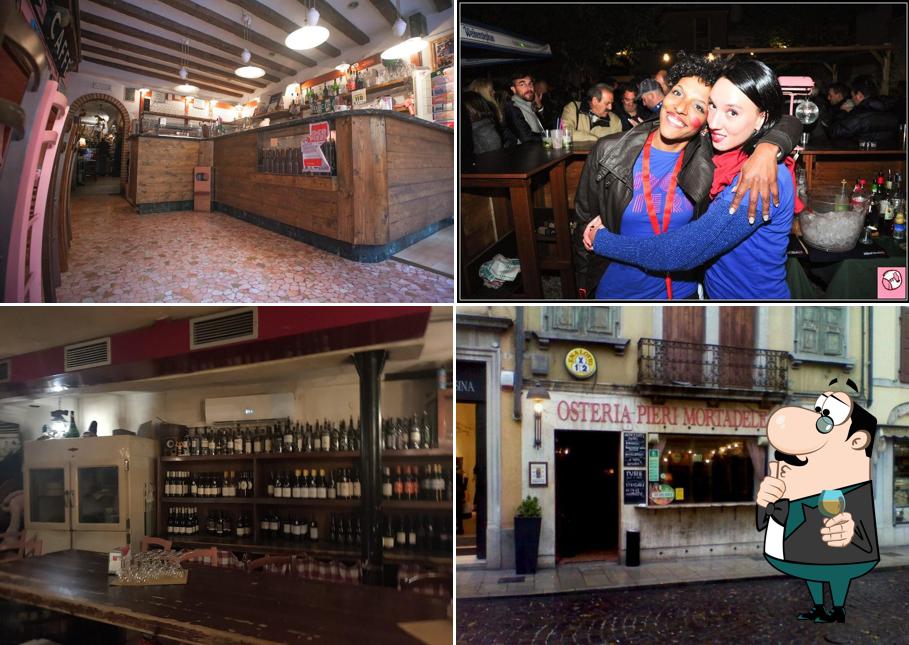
[24,436,158,554]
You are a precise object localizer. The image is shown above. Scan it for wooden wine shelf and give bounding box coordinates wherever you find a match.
[381,449,451,460]
[163,449,447,462]
[381,501,452,512]
[171,536,360,560]
[382,551,451,567]
[162,451,360,462]
[162,497,360,507]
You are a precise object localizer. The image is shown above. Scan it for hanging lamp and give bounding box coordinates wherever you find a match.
[235,13,266,78]
[174,39,198,93]
[285,1,330,50]
[381,4,426,60]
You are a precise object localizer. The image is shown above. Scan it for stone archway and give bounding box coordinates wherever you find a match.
[53,93,132,278]
[65,93,132,191]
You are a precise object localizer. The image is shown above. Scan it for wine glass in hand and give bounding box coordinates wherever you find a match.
[819,489,845,518]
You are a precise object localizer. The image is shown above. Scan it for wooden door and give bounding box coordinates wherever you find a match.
[719,307,756,388]
[662,307,705,385]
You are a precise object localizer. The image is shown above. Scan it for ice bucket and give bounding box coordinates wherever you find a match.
[798,193,866,253]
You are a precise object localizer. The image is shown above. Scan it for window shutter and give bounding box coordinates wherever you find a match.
[796,309,819,354]
[586,307,619,337]
[821,308,845,356]
[545,307,580,334]
[901,309,909,384]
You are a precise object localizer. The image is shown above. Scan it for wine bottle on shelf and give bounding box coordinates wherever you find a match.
[395,516,406,549]
[407,516,417,550]
[263,426,273,454]
[65,412,79,438]
[382,467,393,499]
[295,422,304,453]
[326,470,336,499]
[383,516,395,550]
[352,468,361,499]
[292,469,303,498]
[312,421,322,451]
[292,515,304,541]
[283,421,295,453]
[409,414,421,450]
[317,469,327,499]
[393,466,404,500]
[321,419,331,452]
[282,514,293,540]
[309,518,319,542]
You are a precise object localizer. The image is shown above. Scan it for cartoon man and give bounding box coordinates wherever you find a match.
[756,379,879,624]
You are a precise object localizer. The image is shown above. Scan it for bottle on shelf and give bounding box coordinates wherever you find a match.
[309,518,319,542]
[65,412,79,438]
[383,516,395,550]
[382,467,393,499]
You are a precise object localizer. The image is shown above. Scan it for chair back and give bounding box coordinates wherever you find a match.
[247,555,293,575]
[140,536,173,552]
[177,547,218,566]
[401,573,452,597]
[17,536,42,559]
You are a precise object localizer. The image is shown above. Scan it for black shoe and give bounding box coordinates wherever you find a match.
[813,606,846,623]
[797,605,830,621]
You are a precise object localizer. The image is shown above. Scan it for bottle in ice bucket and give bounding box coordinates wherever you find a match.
[834,179,850,212]
[850,178,868,215]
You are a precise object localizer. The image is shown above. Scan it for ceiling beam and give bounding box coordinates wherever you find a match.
[368,0,398,26]
[80,12,282,83]
[153,0,318,67]
[225,0,348,58]
[81,44,258,95]
[82,55,244,97]
[87,0,299,77]
[81,30,266,90]
[310,0,371,46]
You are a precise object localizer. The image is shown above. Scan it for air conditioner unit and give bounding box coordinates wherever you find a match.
[204,393,294,424]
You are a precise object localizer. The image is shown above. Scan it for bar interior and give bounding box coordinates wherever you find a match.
[0,306,453,644]
[0,0,454,303]
[459,5,906,301]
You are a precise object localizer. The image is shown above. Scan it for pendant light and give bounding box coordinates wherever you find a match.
[235,13,266,79]
[174,39,198,94]
[285,0,330,50]
[381,4,426,61]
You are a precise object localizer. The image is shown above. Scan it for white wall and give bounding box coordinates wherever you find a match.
[61,71,142,119]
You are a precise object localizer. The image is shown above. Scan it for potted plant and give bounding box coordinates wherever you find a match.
[514,496,542,574]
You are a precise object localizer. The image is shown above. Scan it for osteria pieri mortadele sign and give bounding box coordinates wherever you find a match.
[554,397,771,431]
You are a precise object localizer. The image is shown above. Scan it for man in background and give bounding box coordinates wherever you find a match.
[638,78,665,119]
[827,76,900,145]
[560,83,622,141]
[503,71,546,144]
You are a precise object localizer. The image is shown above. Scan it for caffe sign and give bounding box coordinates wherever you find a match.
[41,5,77,76]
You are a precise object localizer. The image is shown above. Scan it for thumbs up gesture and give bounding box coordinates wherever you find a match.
[756,461,786,508]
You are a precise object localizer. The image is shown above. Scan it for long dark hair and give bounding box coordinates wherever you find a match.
[718,59,784,153]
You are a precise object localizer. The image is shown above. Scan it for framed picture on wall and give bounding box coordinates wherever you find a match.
[528,461,548,487]
[430,35,453,70]
[267,92,282,113]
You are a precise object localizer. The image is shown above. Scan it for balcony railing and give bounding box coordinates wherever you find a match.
[637,338,789,396]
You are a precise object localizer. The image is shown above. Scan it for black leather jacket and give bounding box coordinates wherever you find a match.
[827,96,901,144]
[573,116,803,298]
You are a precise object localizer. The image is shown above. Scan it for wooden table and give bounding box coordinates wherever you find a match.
[799,145,905,194]
[461,142,593,298]
[0,550,449,644]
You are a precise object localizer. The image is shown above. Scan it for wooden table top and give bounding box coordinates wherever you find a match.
[0,550,449,645]
[462,141,594,180]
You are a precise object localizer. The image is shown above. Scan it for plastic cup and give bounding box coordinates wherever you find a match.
[542,130,552,148]
[551,130,563,149]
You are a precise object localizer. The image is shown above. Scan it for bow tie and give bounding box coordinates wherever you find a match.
[765,499,790,525]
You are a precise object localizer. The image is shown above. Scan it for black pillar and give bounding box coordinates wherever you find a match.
[354,349,386,585]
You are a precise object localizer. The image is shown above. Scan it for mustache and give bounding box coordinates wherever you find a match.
[775,449,808,467]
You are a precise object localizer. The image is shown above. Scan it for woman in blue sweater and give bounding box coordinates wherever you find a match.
[585,59,798,299]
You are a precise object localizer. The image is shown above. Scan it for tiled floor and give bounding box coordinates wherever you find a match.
[456,544,909,598]
[56,195,453,303]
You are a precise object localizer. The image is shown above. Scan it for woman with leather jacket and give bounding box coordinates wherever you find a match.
[573,53,801,299]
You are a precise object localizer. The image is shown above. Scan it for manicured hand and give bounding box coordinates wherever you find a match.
[821,512,855,548]
[756,461,786,508]
[583,216,604,251]
[729,142,781,224]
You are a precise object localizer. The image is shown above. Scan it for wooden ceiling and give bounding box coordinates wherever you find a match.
[77,0,452,100]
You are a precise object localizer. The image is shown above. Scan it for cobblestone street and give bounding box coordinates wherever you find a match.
[457,566,909,644]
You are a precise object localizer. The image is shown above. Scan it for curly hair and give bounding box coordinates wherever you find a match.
[666,52,721,89]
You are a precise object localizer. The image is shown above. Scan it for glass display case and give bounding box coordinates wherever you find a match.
[137,113,210,138]
[256,123,337,176]
[76,465,121,525]
[29,467,66,524]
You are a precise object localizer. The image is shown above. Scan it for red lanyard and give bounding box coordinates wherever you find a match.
[641,130,685,300]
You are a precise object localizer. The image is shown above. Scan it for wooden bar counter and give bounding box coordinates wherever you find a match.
[128,111,453,262]
[0,550,449,644]
[215,111,453,262]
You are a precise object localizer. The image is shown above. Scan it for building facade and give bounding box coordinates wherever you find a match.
[456,306,906,571]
